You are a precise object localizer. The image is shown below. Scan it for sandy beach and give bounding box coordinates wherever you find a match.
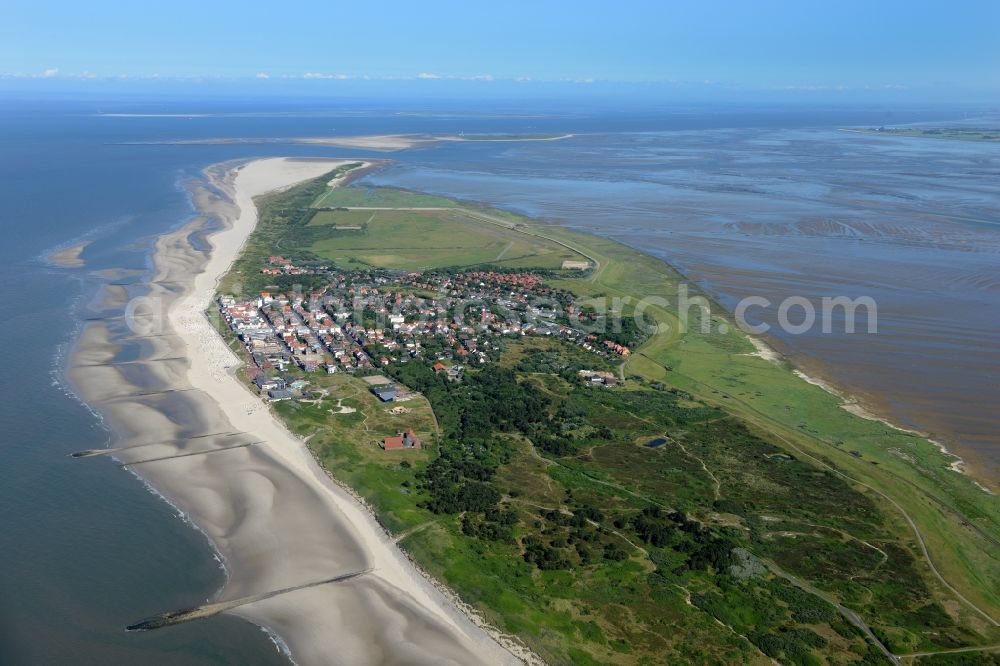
[297,135,436,151]
[69,158,524,665]
[128,133,576,152]
[136,135,438,152]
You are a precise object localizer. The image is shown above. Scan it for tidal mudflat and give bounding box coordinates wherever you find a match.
[368,127,1000,488]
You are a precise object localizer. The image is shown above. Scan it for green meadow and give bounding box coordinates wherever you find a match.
[307,209,377,227]
[312,185,459,209]
[308,208,579,271]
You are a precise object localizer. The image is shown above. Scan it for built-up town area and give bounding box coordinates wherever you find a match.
[218,256,629,421]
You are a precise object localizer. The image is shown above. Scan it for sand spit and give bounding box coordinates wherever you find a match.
[296,135,435,151]
[47,241,91,268]
[127,135,437,152]
[69,158,526,665]
[440,134,575,143]
[121,133,574,152]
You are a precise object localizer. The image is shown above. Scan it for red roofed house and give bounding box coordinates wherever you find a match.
[381,429,422,451]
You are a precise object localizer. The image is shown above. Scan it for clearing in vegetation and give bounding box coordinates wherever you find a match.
[309,208,580,271]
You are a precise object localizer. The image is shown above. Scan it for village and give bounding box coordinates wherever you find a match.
[217,256,630,420]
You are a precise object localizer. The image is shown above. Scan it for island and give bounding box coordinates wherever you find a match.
[846,127,1000,142]
[119,132,574,151]
[210,164,1000,664]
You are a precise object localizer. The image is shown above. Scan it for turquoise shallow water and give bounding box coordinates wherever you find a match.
[0,98,992,663]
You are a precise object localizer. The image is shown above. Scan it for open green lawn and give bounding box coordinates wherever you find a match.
[220,177,588,295]
[308,208,581,271]
[276,372,438,534]
[307,209,378,227]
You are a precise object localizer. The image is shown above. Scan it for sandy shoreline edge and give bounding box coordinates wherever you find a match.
[117,133,575,151]
[70,158,531,666]
[745,336,993,494]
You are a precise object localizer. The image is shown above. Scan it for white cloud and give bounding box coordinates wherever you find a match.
[779,83,852,91]
[864,83,907,90]
[416,72,493,81]
[256,72,270,79]
[42,67,59,77]
[302,72,352,80]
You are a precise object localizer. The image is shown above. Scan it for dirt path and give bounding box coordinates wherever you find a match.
[762,558,899,664]
[494,240,515,261]
[898,643,1000,660]
[666,367,999,629]
[524,429,907,660]
[394,520,437,544]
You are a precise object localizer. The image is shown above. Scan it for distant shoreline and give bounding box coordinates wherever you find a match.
[113,132,575,151]
[744,334,993,494]
[840,126,1000,142]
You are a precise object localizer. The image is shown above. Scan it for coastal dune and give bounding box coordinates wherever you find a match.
[70,159,521,665]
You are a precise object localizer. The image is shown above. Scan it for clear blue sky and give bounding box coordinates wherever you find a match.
[2,0,998,100]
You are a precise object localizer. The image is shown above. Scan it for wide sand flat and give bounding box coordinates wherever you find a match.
[47,241,91,267]
[143,135,435,151]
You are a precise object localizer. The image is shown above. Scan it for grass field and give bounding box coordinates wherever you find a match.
[220,177,589,296]
[308,208,582,271]
[307,209,377,227]
[312,185,459,209]
[275,371,439,534]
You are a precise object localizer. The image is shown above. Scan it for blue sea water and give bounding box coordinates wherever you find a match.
[0,97,995,663]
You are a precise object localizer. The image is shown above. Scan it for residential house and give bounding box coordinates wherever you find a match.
[381,429,422,450]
